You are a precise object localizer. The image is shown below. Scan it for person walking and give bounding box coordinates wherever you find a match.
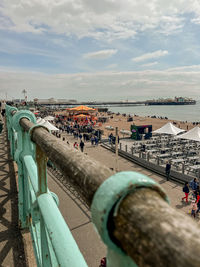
[191,200,197,218]
[196,199,200,214]
[80,140,85,152]
[196,191,200,203]
[190,178,198,197]
[73,142,78,150]
[165,161,171,181]
[182,182,190,203]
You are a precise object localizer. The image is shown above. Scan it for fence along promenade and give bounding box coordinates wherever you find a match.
[5,104,200,267]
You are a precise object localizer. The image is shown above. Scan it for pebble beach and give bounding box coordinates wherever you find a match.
[98,112,195,138]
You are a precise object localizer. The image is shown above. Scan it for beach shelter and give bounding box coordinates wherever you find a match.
[44,115,55,121]
[176,127,200,142]
[153,122,185,135]
[41,121,59,131]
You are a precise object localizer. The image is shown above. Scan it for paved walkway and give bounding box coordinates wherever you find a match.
[1,128,198,267]
[47,169,106,267]
[63,134,198,220]
[0,127,27,266]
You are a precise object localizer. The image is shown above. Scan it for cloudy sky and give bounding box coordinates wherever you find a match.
[0,0,200,101]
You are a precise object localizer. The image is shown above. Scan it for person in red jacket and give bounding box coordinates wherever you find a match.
[196,191,200,203]
[182,182,189,203]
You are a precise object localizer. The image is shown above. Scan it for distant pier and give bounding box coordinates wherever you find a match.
[38,100,146,107]
[37,99,196,107]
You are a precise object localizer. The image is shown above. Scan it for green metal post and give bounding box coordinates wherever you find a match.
[12,110,36,228]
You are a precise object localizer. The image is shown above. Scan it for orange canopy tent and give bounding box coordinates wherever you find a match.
[75,114,89,118]
[68,105,96,111]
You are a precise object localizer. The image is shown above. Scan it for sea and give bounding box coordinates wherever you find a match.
[108,100,200,122]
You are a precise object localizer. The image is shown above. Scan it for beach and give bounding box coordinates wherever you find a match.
[98,112,194,138]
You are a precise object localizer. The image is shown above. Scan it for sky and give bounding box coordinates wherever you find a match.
[0,0,200,101]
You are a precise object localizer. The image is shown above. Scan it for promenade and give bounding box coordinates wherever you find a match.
[63,134,197,218]
[0,128,199,267]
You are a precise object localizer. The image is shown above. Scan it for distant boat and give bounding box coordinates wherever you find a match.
[145,97,196,105]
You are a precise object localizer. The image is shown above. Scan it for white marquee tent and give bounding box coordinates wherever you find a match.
[37,118,45,124]
[176,126,200,142]
[153,122,185,135]
[44,116,55,121]
[41,121,59,131]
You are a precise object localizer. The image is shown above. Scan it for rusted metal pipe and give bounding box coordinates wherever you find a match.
[19,118,200,267]
[20,118,113,205]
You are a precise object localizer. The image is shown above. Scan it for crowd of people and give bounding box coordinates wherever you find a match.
[37,110,103,153]
[182,178,200,218]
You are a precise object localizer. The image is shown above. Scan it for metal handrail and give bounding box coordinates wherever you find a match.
[6,105,88,267]
[6,104,200,267]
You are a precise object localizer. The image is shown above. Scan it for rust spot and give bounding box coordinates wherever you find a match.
[36,144,48,194]
[46,254,48,258]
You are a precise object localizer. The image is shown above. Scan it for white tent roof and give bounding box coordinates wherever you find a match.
[41,121,59,131]
[176,126,200,142]
[37,118,45,125]
[44,116,55,121]
[36,117,42,123]
[153,122,185,135]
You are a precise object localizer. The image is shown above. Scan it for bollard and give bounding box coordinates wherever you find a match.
[120,143,122,150]
[131,147,134,155]
[125,144,127,152]
[182,163,185,174]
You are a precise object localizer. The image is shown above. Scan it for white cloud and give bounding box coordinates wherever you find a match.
[141,62,158,68]
[83,49,117,59]
[132,50,168,63]
[191,17,200,24]
[0,0,199,40]
[105,63,118,69]
[0,66,200,101]
[167,65,200,72]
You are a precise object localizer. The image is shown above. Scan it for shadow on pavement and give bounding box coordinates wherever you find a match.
[0,128,27,267]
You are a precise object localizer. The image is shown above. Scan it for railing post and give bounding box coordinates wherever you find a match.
[11,110,36,228]
[182,163,185,174]
[5,105,18,158]
[119,142,122,150]
[147,152,150,161]
[36,144,48,194]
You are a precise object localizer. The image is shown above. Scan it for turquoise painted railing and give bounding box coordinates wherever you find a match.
[6,105,88,267]
[5,104,200,267]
